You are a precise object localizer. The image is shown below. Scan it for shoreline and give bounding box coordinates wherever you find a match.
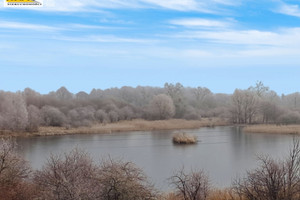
[243,124,300,135]
[0,118,229,138]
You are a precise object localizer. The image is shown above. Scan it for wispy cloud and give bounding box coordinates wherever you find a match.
[169,18,231,28]
[0,20,121,33]
[140,0,206,12]
[173,28,300,47]
[0,20,61,31]
[277,3,300,17]
[54,35,155,43]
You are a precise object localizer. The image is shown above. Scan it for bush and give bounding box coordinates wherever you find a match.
[98,158,158,200]
[34,149,100,200]
[169,168,210,200]
[0,139,32,200]
[233,139,300,200]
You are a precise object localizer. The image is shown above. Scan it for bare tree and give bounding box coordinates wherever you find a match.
[95,109,108,123]
[150,94,175,120]
[118,106,134,120]
[98,158,157,200]
[41,105,66,126]
[278,111,300,125]
[0,92,28,131]
[164,83,186,118]
[108,110,119,122]
[259,101,283,123]
[231,89,257,124]
[55,86,73,101]
[68,106,95,127]
[169,168,210,200]
[26,105,41,132]
[248,81,269,98]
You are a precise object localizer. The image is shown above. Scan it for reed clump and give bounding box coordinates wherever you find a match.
[172,132,198,144]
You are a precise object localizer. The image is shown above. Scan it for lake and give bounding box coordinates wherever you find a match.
[16,126,296,191]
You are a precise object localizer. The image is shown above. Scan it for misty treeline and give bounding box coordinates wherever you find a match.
[1,81,300,132]
[3,138,300,200]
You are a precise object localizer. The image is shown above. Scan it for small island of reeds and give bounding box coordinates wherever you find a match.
[172,132,198,144]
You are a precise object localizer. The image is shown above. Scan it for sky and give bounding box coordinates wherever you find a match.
[0,0,300,95]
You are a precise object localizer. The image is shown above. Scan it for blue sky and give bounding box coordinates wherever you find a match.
[0,0,300,94]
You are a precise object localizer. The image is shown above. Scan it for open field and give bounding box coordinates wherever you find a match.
[244,124,300,135]
[0,118,228,137]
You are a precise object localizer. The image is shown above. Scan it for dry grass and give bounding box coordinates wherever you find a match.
[208,188,241,200]
[161,189,241,200]
[244,124,300,135]
[0,118,229,137]
[172,132,198,144]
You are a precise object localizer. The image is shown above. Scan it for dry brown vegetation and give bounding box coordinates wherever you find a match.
[172,133,198,144]
[243,124,300,135]
[164,189,241,200]
[169,168,210,200]
[0,118,228,137]
[207,189,240,200]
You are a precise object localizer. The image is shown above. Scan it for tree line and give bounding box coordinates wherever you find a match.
[1,81,300,132]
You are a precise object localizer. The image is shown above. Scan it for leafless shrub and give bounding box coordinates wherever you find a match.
[170,167,210,200]
[0,139,32,200]
[98,158,158,200]
[233,139,300,200]
[34,148,100,200]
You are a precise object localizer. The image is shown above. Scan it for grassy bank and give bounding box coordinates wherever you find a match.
[244,124,300,135]
[0,118,228,137]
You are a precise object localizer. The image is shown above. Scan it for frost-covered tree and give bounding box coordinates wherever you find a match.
[150,94,175,120]
[95,109,108,123]
[27,105,41,132]
[0,92,28,131]
[41,106,66,126]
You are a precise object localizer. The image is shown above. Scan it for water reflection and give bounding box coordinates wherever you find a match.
[16,126,296,190]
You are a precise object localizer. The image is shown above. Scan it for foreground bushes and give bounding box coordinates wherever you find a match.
[3,139,300,200]
[233,139,300,200]
[0,139,33,200]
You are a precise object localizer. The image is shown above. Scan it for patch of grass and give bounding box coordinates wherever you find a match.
[172,132,198,144]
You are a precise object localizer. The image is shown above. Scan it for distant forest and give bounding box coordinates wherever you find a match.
[1,81,300,132]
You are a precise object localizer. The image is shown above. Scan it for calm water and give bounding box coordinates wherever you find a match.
[16,126,296,190]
